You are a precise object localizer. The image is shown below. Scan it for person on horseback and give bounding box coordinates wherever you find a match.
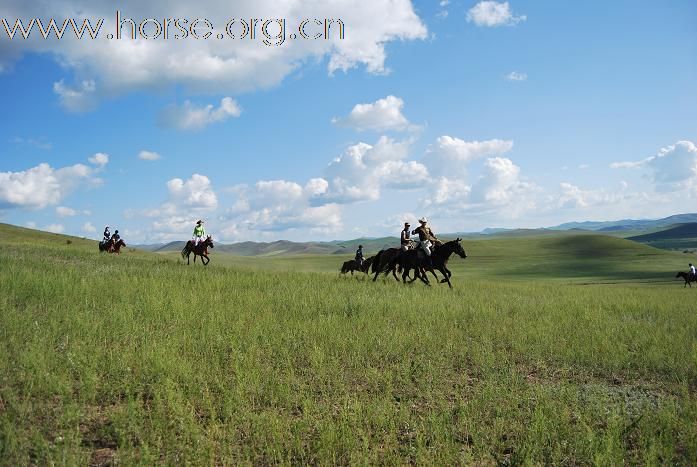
[102,225,111,244]
[400,222,412,251]
[192,220,206,246]
[355,245,365,267]
[412,217,438,266]
[690,263,696,277]
[110,229,120,243]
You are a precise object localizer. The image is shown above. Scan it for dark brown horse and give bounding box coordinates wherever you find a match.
[676,271,696,288]
[341,256,374,275]
[386,238,467,288]
[181,236,214,265]
[98,238,126,255]
[372,248,403,282]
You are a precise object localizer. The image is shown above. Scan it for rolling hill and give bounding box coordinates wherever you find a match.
[627,222,697,250]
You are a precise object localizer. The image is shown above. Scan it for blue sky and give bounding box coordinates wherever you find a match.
[1,0,696,243]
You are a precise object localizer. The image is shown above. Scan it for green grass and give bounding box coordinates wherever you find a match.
[1,224,696,464]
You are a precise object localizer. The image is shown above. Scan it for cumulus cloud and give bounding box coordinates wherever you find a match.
[88,152,109,167]
[0,161,100,209]
[138,150,161,161]
[131,173,219,242]
[167,174,218,209]
[3,1,427,109]
[467,1,526,27]
[610,141,697,191]
[332,95,412,132]
[320,136,428,203]
[222,179,342,236]
[53,79,97,112]
[423,136,514,178]
[160,97,242,131]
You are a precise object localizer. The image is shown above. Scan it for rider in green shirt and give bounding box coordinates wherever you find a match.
[192,220,206,246]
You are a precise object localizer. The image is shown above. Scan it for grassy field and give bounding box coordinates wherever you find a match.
[1,224,696,465]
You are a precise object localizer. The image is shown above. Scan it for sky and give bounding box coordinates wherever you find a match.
[0,0,696,243]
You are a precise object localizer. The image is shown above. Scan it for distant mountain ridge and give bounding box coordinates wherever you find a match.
[551,213,697,232]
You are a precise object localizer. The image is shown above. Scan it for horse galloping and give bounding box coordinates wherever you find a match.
[181,236,214,265]
[676,271,697,288]
[372,248,404,282]
[387,238,467,288]
[341,256,374,275]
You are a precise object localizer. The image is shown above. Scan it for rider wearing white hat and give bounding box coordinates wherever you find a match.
[412,217,439,261]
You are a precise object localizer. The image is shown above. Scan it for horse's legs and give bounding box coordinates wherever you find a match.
[203,254,209,265]
[439,267,453,288]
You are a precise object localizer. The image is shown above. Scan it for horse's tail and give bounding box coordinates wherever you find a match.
[181,242,189,258]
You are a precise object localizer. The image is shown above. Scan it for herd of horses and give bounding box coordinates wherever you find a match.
[341,238,468,288]
[99,234,696,289]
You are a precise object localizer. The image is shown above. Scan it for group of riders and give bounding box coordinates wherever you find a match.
[99,225,124,253]
[354,217,439,268]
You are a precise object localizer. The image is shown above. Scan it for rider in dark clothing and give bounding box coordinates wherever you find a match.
[110,230,120,243]
[102,226,111,244]
[355,245,365,266]
[400,222,411,251]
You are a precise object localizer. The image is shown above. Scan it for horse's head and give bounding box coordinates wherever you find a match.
[341,262,349,273]
[677,272,684,278]
[205,235,214,248]
[452,238,467,259]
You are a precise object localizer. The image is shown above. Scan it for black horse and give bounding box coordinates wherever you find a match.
[181,236,214,265]
[372,248,404,282]
[386,238,467,288]
[341,256,374,275]
[676,271,697,288]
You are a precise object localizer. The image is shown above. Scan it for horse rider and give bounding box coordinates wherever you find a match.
[192,220,206,246]
[690,263,696,277]
[110,229,120,243]
[400,222,412,251]
[355,244,365,267]
[412,217,439,265]
[102,225,111,244]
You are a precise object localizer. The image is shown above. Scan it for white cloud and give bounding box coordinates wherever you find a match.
[138,150,161,161]
[167,174,218,209]
[333,95,411,132]
[321,136,427,203]
[45,223,65,234]
[554,182,634,210]
[132,173,219,242]
[0,161,99,209]
[423,136,514,178]
[221,179,343,237]
[25,221,36,229]
[467,1,526,27]
[88,152,109,167]
[610,141,697,192]
[3,1,427,109]
[160,97,241,130]
[82,221,96,233]
[505,71,527,81]
[56,206,77,217]
[53,79,97,112]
